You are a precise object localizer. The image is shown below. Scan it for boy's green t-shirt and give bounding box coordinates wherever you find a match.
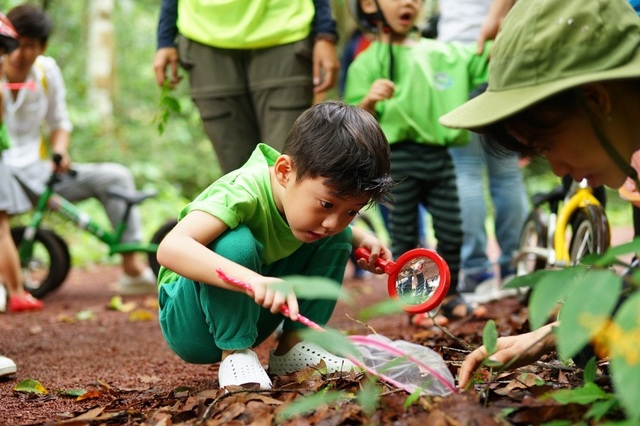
[157,144,302,286]
[344,38,491,146]
[177,0,314,49]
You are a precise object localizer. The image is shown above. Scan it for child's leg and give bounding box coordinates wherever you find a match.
[388,143,422,258]
[261,228,359,375]
[159,225,271,364]
[261,227,352,331]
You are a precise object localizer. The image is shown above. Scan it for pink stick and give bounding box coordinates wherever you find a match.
[215,268,457,395]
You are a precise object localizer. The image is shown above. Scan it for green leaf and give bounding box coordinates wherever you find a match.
[503,269,555,289]
[75,309,97,321]
[298,328,361,359]
[357,298,406,320]
[528,267,582,330]
[546,382,611,405]
[356,379,379,416]
[280,276,349,303]
[556,269,621,359]
[58,388,87,397]
[277,389,349,421]
[610,292,640,422]
[583,357,597,384]
[14,379,48,395]
[403,388,422,409]
[591,237,640,267]
[160,95,181,113]
[585,398,619,422]
[482,320,498,356]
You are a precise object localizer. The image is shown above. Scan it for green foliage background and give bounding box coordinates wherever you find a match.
[3,0,633,268]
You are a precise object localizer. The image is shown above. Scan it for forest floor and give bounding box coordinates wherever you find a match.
[0,227,633,426]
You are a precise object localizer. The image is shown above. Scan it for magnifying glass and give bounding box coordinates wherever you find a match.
[355,247,450,314]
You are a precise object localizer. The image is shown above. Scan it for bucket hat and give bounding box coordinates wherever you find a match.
[0,13,18,54]
[440,0,640,130]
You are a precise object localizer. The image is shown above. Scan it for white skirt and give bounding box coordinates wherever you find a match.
[0,156,32,215]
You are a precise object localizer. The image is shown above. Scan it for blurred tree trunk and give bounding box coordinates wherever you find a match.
[87,0,115,133]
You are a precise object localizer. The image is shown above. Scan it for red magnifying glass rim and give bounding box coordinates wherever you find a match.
[387,248,450,314]
[355,247,451,314]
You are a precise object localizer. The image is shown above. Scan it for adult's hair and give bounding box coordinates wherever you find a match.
[484,88,583,158]
[283,100,393,206]
[7,4,52,44]
[485,79,640,159]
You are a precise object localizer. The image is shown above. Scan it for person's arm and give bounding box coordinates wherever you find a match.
[153,0,181,87]
[311,0,339,94]
[458,321,558,389]
[42,58,73,171]
[157,210,300,320]
[476,0,515,54]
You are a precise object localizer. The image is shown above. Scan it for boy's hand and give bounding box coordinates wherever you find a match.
[355,233,393,275]
[360,79,395,114]
[246,276,300,321]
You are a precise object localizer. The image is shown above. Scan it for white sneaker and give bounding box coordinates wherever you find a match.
[462,277,519,304]
[0,355,17,377]
[269,342,358,376]
[118,267,157,295]
[218,349,272,389]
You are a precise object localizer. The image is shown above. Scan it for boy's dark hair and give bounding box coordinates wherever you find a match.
[7,4,52,45]
[283,100,393,206]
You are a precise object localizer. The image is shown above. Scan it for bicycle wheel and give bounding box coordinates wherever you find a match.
[148,219,177,277]
[569,204,610,266]
[515,209,548,276]
[11,226,71,299]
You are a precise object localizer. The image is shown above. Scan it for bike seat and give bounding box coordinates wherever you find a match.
[532,185,565,207]
[106,188,157,205]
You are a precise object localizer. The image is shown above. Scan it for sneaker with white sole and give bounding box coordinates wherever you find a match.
[218,349,272,389]
[118,267,157,295]
[0,356,17,378]
[462,277,519,304]
[269,342,357,376]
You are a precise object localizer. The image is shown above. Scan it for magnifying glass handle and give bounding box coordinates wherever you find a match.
[354,247,396,275]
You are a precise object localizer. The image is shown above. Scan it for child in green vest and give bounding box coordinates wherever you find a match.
[344,0,490,327]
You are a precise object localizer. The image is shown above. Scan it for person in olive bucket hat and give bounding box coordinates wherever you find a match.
[445,0,640,389]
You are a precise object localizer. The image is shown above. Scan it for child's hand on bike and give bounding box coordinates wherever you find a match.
[245,275,300,321]
[51,151,72,173]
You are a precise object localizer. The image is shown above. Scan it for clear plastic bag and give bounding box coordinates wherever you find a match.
[351,334,456,396]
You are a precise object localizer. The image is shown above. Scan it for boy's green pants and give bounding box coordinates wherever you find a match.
[158,225,352,364]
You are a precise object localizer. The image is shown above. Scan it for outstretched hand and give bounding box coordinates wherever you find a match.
[458,322,557,389]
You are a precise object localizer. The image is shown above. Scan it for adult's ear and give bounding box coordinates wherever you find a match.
[273,155,294,186]
[580,83,612,117]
